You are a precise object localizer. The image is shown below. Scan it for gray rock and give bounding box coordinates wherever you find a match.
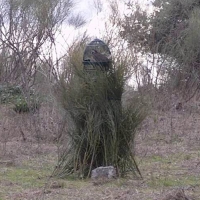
[91,166,116,179]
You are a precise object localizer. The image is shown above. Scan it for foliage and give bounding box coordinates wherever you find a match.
[52,35,146,178]
[0,85,21,103]
[120,0,200,92]
[0,0,85,104]
[149,0,200,61]
[120,2,150,53]
[121,0,200,54]
[13,94,40,113]
[0,85,40,113]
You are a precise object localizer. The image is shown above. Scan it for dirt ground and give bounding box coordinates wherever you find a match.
[0,100,200,200]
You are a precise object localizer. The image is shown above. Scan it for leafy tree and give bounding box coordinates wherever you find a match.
[120,0,200,91]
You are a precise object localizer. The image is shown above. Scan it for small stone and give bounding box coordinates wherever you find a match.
[91,166,116,179]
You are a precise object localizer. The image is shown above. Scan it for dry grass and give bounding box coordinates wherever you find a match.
[0,96,200,199]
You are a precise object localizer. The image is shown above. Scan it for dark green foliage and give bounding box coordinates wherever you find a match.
[150,0,200,53]
[0,85,21,103]
[0,85,40,113]
[122,0,200,56]
[13,95,40,113]
[53,66,146,179]
[151,0,200,89]
[14,96,30,113]
[121,0,200,91]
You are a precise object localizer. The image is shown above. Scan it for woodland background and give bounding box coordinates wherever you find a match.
[1,0,200,199]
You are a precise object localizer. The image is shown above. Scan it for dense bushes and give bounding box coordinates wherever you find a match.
[53,65,146,178]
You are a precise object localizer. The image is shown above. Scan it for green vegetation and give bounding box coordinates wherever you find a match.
[0,85,40,113]
[1,168,45,188]
[0,86,21,104]
[13,94,40,113]
[1,0,200,199]
[53,65,146,178]
[148,175,200,188]
[120,0,200,92]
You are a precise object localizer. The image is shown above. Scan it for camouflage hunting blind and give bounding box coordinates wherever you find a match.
[83,39,112,72]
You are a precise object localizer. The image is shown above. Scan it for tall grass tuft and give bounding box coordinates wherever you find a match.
[53,46,146,178]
